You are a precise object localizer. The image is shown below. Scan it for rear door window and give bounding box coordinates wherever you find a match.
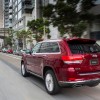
[39,42,60,53]
[49,42,60,53]
[39,42,49,53]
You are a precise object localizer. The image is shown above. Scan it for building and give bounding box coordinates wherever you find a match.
[12,0,34,31]
[82,0,100,44]
[9,0,13,28]
[10,0,35,49]
[4,0,10,28]
[0,0,5,48]
[0,0,4,28]
[0,0,12,48]
[89,4,100,41]
[9,0,44,49]
[3,0,13,28]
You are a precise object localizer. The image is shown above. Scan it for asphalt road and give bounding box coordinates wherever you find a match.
[0,52,100,100]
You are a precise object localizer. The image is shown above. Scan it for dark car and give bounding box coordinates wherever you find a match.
[0,49,2,52]
[21,38,100,95]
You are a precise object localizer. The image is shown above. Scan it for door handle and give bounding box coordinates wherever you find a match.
[32,54,35,56]
[42,55,47,57]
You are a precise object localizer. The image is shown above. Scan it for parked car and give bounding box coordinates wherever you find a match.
[7,49,13,54]
[2,48,8,53]
[13,49,21,55]
[0,49,2,52]
[20,49,26,55]
[13,50,18,55]
[13,49,26,56]
[25,49,31,54]
[21,38,100,95]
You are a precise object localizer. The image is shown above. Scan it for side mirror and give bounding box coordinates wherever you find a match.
[25,50,32,55]
[29,51,32,55]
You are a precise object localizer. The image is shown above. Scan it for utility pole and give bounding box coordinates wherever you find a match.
[43,0,46,40]
[35,0,37,20]
[4,10,5,47]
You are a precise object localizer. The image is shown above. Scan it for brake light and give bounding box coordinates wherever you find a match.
[68,78,76,81]
[62,56,83,64]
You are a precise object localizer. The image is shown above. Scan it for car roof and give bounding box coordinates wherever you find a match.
[66,37,96,44]
[38,37,96,44]
[38,39,62,43]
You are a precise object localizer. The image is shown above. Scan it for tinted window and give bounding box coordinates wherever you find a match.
[49,42,60,52]
[39,42,60,53]
[39,42,49,53]
[32,43,41,53]
[68,43,100,54]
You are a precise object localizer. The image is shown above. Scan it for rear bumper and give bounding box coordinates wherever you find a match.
[59,78,100,87]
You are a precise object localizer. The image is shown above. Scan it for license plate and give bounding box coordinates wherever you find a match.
[90,59,98,65]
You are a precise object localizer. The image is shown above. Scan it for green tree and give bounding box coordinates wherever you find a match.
[43,0,97,37]
[4,36,12,47]
[4,29,14,47]
[27,18,50,42]
[16,30,32,49]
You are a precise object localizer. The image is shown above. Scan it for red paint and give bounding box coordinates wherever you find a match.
[22,38,100,86]
[7,49,13,54]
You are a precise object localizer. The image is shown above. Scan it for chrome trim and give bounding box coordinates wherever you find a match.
[59,78,100,84]
[90,59,99,65]
[38,39,62,43]
[91,54,97,58]
[32,52,61,55]
[64,60,82,64]
[79,72,100,76]
[32,41,61,54]
[27,70,43,79]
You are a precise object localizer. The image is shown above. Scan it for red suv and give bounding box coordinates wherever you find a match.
[21,38,100,95]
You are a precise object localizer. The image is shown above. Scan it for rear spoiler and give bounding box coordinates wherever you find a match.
[66,38,96,44]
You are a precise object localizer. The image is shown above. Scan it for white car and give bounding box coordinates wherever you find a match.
[2,48,8,53]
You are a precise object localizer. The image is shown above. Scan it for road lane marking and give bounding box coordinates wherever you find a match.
[0,53,21,60]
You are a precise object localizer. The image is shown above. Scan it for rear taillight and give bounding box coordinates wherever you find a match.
[62,55,83,64]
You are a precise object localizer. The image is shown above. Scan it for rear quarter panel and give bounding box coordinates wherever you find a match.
[43,40,71,81]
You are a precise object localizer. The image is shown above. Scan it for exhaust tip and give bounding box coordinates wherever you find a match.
[73,84,82,87]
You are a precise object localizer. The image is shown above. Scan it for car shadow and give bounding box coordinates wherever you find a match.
[25,74,100,100]
[26,75,45,91]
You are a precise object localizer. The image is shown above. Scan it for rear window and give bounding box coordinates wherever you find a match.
[68,43,100,54]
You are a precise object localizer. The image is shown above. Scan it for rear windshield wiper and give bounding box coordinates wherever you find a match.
[91,51,99,53]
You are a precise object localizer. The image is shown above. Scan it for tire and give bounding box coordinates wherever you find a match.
[44,70,60,95]
[88,83,99,87]
[21,63,28,77]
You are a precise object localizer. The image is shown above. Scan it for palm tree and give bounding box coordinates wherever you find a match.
[16,30,32,49]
